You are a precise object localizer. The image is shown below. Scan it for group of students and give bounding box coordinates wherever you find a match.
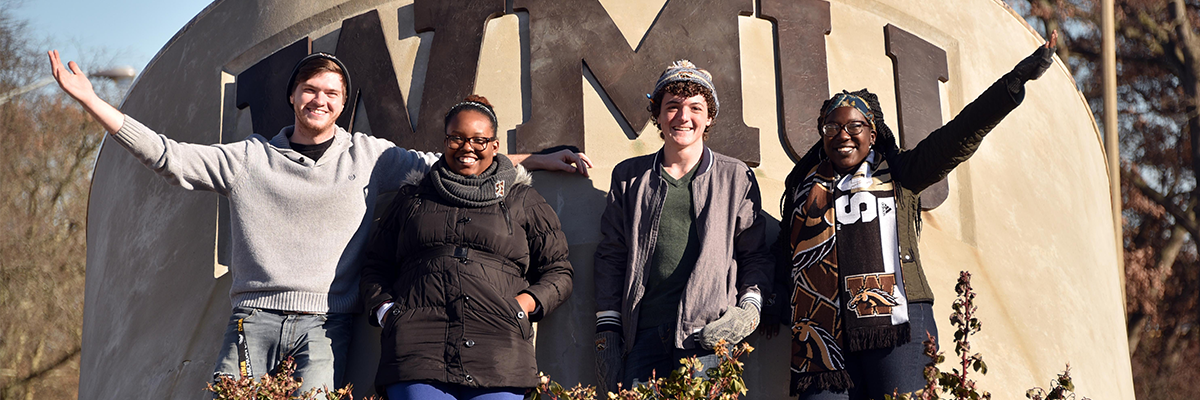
[47,30,1054,400]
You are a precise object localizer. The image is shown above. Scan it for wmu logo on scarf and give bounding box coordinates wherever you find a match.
[845,273,901,317]
[495,180,505,198]
[787,151,913,394]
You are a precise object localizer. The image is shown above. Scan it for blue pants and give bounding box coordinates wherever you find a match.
[622,324,721,388]
[798,302,938,400]
[212,307,353,393]
[385,381,526,400]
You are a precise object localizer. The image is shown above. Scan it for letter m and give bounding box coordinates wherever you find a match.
[513,0,760,164]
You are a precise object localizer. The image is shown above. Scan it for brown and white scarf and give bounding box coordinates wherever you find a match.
[786,150,910,394]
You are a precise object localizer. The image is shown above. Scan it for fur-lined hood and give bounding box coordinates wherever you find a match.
[400,162,533,188]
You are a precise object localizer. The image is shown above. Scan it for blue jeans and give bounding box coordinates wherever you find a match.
[212,307,353,393]
[622,324,721,388]
[385,381,526,400]
[798,302,938,400]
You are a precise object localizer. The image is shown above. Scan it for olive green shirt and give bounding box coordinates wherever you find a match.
[638,164,701,329]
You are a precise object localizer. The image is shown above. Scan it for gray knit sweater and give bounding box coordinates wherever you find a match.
[111,115,440,313]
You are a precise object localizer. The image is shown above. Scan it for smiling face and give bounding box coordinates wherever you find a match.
[822,106,876,174]
[289,71,345,142]
[656,92,714,152]
[443,109,498,176]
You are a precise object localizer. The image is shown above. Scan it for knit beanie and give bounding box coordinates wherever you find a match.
[286,53,352,102]
[649,60,719,117]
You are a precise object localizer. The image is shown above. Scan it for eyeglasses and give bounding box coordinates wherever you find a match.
[821,121,871,137]
[444,135,496,151]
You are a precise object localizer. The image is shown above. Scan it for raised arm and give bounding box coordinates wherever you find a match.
[50,50,251,194]
[894,32,1057,192]
[48,50,124,133]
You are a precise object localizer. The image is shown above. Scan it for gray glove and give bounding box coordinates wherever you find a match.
[594,331,623,394]
[698,301,761,349]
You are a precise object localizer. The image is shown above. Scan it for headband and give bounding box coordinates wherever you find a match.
[648,60,720,117]
[446,101,498,130]
[822,92,876,131]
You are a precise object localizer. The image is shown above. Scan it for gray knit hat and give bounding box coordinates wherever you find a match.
[648,60,719,117]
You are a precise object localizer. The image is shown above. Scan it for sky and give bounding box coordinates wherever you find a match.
[13,0,214,76]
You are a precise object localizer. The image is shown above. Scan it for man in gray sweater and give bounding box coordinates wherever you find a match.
[48,50,590,393]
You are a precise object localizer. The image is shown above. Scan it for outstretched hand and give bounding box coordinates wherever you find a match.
[45,50,124,133]
[48,50,97,102]
[1009,30,1058,84]
[527,149,594,177]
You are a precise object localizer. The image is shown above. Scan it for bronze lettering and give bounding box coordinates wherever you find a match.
[885,24,950,209]
[411,0,505,149]
[336,3,503,149]
[235,39,311,137]
[761,0,831,162]
[512,0,760,164]
[233,5,957,177]
[334,10,410,143]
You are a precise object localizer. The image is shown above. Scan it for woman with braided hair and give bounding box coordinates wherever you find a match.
[359,95,574,400]
[761,33,1058,399]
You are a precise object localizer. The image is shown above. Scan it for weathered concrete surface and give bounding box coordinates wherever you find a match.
[81,0,1131,399]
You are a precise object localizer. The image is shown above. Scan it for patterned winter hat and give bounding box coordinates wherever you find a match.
[648,60,719,117]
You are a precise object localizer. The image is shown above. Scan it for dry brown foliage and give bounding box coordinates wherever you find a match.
[1008,1,1200,398]
[0,94,99,399]
[207,358,377,400]
[0,3,107,398]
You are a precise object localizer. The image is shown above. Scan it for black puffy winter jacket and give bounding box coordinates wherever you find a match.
[360,166,573,390]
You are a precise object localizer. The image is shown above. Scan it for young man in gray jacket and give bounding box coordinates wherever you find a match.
[592,60,773,393]
[48,50,590,393]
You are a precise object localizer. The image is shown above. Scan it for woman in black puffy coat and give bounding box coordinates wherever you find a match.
[360,95,573,400]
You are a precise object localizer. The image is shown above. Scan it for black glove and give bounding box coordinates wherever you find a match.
[594,331,623,394]
[1004,43,1055,93]
[760,293,782,328]
[1013,45,1054,82]
[758,292,791,339]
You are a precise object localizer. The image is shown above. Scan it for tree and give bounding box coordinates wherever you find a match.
[0,2,115,398]
[1006,1,1200,399]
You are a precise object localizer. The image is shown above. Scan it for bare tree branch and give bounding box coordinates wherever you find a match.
[3,346,80,389]
[1127,169,1200,239]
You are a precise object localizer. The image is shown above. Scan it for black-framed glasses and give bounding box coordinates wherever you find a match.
[821,121,871,137]
[444,135,496,150]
